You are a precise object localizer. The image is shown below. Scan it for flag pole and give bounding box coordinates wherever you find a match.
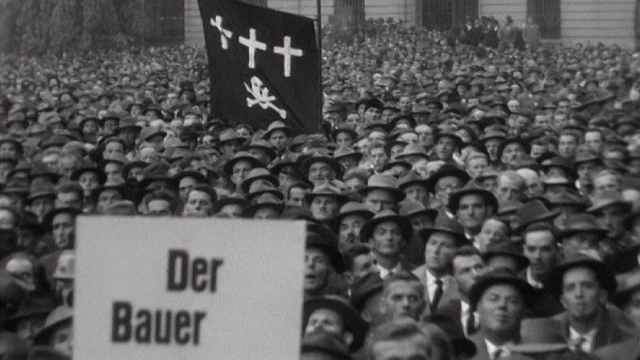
[317,0,323,132]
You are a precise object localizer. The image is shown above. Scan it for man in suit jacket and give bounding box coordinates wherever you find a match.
[360,210,415,278]
[412,214,469,317]
[548,254,640,353]
[467,268,536,360]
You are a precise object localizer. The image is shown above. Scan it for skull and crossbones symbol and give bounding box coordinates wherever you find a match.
[244,76,287,119]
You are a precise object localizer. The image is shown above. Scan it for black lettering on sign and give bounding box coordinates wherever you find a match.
[110,301,207,345]
[166,249,224,293]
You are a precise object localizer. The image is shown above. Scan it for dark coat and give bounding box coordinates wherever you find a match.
[553,307,640,351]
[594,337,640,360]
[468,332,535,360]
[412,265,460,317]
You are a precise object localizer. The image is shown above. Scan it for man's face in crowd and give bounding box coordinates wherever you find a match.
[523,230,558,280]
[308,162,335,186]
[553,114,567,129]
[370,221,404,258]
[268,130,289,151]
[415,125,433,148]
[518,169,543,198]
[231,160,253,187]
[104,141,125,159]
[220,141,241,157]
[424,232,456,275]
[404,184,428,206]
[501,143,524,166]
[389,144,406,160]
[5,257,35,291]
[52,213,75,249]
[304,247,332,293]
[30,197,54,222]
[562,232,599,257]
[530,144,547,160]
[310,195,340,221]
[383,280,425,321]
[435,136,456,161]
[349,252,379,284]
[594,204,626,239]
[593,174,620,195]
[364,107,381,122]
[78,172,99,196]
[345,114,362,131]
[339,214,367,253]
[534,115,550,129]
[305,309,350,345]
[477,219,508,251]
[0,142,18,158]
[477,284,525,334]
[97,189,122,213]
[104,162,124,184]
[139,147,159,164]
[484,139,501,161]
[183,190,212,217]
[457,194,490,233]
[497,176,523,203]
[398,96,411,112]
[287,186,308,208]
[560,267,605,321]
[435,176,462,205]
[370,147,389,173]
[467,157,487,179]
[363,190,395,214]
[453,254,485,297]
[49,322,73,357]
[178,177,199,201]
[577,161,601,184]
[558,135,578,159]
[335,132,354,149]
[585,131,604,154]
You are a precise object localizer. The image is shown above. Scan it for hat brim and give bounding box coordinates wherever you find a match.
[305,237,345,273]
[469,274,535,310]
[586,200,632,214]
[482,251,530,273]
[359,215,413,244]
[448,188,498,214]
[303,298,368,352]
[546,258,616,297]
[358,186,406,204]
[241,202,284,219]
[419,227,469,248]
[301,156,343,180]
[425,168,471,194]
[223,156,265,177]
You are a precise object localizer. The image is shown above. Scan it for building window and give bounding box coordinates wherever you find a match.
[527,0,561,39]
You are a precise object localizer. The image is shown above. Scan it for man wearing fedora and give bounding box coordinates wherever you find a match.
[557,214,608,257]
[448,180,498,241]
[549,253,639,352]
[467,268,536,360]
[331,202,374,254]
[381,271,426,322]
[360,209,414,278]
[359,174,406,215]
[587,190,635,260]
[413,214,468,316]
[305,228,345,300]
[303,295,369,354]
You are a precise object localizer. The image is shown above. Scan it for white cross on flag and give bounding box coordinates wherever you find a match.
[198,0,321,134]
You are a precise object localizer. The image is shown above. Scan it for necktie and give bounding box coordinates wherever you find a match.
[432,278,443,311]
[465,312,476,335]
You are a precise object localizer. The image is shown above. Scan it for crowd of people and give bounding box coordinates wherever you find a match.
[0,14,639,360]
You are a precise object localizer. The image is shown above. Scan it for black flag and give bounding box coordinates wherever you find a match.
[197,0,321,134]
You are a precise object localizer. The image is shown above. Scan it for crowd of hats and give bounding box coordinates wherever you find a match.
[0,15,640,360]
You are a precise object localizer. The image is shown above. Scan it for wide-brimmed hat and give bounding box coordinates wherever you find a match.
[333,147,363,163]
[115,117,142,133]
[0,137,23,156]
[329,202,374,233]
[358,174,406,203]
[557,214,607,240]
[244,182,284,202]
[540,156,577,180]
[397,171,428,191]
[301,154,343,179]
[546,253,616,297]
[241,193,285,218]
[303,296,368,352]
[305,183,350,207]
[33,306,73,345]
[211,195,248,215]
[399,199,439,221]
[434,129,464,149]
[497,137,530,160]
[482,241,530,273]
[28,162,60,184]
[349,273,384,311]
[586,190,632,214]
[395,144,430,162]
[2,296,55,329]
[172,170,209,188]
[217,128,246,147]
[239,168,279,194]
[510,318,568,354]
[469,268,535,309]
[263,120,292,140]
[331,126,358,142]
[120,160,149,179]
[306,227,344,273]
[424,164,471,194]
[514,199,559,234]
[90,183,129,205]
[544,188,589,211]
[138,161,173,188]
[447,180,498,214]
[419,213,468,247]
[222,151,265,177]
[70,161,107,185]
[139,126,167,142]
[25,181,56,203]
[359,209,412,243]
[247,139,278,161]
